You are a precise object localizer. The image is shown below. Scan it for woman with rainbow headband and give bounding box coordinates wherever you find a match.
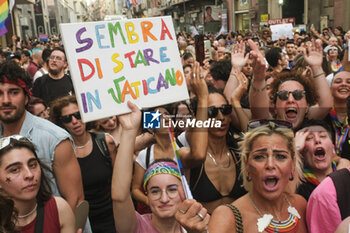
[112,101,209,233]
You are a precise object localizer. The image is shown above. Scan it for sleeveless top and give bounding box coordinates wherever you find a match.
[20,196,59,233]
[78,133,116,233]
[189,149,246,202]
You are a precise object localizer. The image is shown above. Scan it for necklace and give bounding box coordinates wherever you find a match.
[75,138,91,149]
[18,203,37,219]
[207,151,230,168]
[249,193,300,233]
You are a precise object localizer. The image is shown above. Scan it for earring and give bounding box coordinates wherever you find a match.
[289,173,294,181]
[246,174,252,182]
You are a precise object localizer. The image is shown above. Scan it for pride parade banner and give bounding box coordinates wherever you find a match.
[60,16,189,122]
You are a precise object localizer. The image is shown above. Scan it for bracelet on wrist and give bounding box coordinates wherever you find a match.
[313,72,325,78]
[251,83,267,92]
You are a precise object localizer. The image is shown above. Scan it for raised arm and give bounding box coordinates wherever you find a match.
[53,139,84,212]
[224,41,251,129]
[112,101,141,233]
[231,71,251,131]
[304,39,333,119]
[248,39,271,120]
[181,61,209,168]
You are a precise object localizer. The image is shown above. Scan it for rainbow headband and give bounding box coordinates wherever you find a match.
[3,76,32,96]
[143,161,181,190]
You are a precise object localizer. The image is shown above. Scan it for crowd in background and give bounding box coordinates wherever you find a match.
[0,24,350,233]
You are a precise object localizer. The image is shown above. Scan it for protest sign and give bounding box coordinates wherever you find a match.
[270,23,294,41]
[60,16,189,122]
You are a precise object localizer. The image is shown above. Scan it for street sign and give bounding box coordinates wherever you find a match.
[261,14,269,22]
[268,17,295,25]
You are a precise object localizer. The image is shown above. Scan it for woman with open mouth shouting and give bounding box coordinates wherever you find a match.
[207,120,307,233]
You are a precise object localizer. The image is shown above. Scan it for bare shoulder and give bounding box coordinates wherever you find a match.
[105,133,116,145]
[208,204,236,233]
[288,193,307,207]
[53,196,73,213]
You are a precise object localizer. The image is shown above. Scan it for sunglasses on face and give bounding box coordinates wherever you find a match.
[276,90,306,101]
[0,135,31,150]
[60,111,81,123]
[208,104,232,118]
[248,119,292,130]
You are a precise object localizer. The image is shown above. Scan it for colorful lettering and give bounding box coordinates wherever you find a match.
[159,47,170,63]
[95,24,110,49]
[143,48,159,65]
[147,77,158,94]
[160,19,173,40]
[75,27,93,53]
[111,53,124,73]
[165,68,176,86]
[141,21,157,42]
[125,22,139,44]
[108,76,126,104]
[108,22,126,47]
[78,59,95,81]
[81,93,88,113]
[87,90,102,111]
[130,81,141,97]
[124,51,136,68]
[134,50,147,68]
[156,73,169,91]
[175,70,184,85]
[95,58,103,79]
[121,80,137,102]
[142,80,148,95]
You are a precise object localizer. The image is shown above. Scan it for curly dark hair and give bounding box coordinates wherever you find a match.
[209,59,232,82]
[49,95,95,130]
[0,137,53,205]
[0,194,18,233]
[270,71,318,105]
[0,61,32,96]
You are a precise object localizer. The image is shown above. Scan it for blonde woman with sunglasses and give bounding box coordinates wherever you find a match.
[208,121,307,233]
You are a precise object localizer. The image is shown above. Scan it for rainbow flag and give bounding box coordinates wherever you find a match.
[0,0,9,37]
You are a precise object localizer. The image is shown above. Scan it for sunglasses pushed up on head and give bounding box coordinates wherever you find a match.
[248,119,293,131]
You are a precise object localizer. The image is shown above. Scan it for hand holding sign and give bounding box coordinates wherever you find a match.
[60,17,189,122]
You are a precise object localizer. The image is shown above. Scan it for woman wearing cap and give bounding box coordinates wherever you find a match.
[0,135,75,232]
[207,121,307,233]
[112,101,209,233]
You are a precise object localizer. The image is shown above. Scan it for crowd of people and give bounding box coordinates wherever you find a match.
[0,23,350,233]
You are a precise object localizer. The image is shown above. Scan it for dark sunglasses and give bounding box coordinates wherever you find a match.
[208,104,232,118]
[248,119,292,130]
[60,111,81,123]
[276,90,306,101]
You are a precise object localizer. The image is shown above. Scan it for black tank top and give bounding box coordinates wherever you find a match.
[77,133,116,233]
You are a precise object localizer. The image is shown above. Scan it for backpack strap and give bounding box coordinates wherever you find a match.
[328,168,350,220]
[146,146,151,169]
[34,202,45,233]
[175,136,184,148]
[225,204,243,233]
[91,132,111,165]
